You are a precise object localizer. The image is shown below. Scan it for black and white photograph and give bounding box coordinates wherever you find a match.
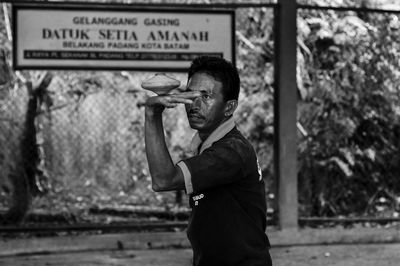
[1,0,400,265]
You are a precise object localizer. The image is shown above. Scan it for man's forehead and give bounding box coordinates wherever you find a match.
[187,72,222,92]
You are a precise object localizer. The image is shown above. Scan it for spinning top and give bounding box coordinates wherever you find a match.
[141,73,180,95]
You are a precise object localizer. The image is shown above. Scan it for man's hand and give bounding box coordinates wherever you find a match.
[145,91,201,113]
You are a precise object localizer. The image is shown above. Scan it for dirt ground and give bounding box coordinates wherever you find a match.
[0,243,399,266]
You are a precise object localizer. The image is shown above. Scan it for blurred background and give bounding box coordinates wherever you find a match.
[0,0,400,234]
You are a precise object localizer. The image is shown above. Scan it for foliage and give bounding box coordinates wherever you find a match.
[297,8,400,217]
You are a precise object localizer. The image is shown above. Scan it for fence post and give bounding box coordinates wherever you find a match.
[274,0,298,230]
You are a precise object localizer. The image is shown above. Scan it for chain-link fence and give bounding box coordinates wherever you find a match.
[296,7,400,226]
[0,1,276,230]
[2,0,399,232]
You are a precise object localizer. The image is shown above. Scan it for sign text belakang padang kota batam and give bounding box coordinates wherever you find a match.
[12,4,234,70]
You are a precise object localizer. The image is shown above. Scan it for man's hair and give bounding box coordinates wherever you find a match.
[188,56,240,101]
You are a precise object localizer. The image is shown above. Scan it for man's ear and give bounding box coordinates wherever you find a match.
[224,100,238,117]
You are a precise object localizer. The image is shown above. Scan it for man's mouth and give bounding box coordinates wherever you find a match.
[188,113,203,119]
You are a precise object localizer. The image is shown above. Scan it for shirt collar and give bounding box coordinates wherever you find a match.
[190,116,236,155]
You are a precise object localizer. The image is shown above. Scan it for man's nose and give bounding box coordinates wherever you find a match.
[189,96,201,110]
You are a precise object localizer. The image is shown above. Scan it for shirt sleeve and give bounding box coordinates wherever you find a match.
[181,141,247,193]
[177,161,193,194]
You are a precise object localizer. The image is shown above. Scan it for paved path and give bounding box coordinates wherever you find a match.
[1,243,399,266]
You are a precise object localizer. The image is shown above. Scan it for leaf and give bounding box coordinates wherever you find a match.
[364,148,376,161]
[339,147,355,166]
[330,157,353,177]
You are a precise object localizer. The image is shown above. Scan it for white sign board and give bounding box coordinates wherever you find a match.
[13,3,235,71]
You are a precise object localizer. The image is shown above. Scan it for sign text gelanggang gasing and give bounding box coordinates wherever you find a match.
[13,4,234,70]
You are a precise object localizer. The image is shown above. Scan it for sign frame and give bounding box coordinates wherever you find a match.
[12,2,235,71]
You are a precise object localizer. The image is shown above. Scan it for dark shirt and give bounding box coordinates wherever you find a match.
[181,127,272,266]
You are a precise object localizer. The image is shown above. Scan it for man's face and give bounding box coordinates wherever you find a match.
[185,72,227,136]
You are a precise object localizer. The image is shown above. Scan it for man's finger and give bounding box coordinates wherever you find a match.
[164,96,193,105]
[171,98,193,105]
[169,91,202,99]
[165,103,178,108]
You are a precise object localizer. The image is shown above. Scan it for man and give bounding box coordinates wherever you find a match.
[145,56,272,266]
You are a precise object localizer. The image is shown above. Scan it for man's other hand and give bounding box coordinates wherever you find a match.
[145,91,201,111]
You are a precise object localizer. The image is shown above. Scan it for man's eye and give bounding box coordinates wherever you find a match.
[202,94,210,99]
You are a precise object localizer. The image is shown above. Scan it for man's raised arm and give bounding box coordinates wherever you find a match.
[144,93,199,192]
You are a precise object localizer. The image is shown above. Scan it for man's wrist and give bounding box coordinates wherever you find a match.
[145,105,164,117]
